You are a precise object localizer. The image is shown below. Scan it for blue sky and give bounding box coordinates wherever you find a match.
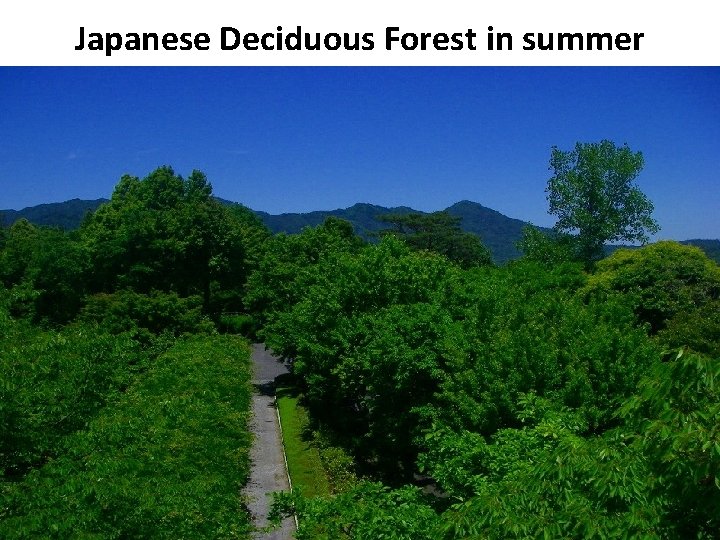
[1,67,718,239]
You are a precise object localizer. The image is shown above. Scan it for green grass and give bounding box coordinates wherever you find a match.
[276,381,331,498]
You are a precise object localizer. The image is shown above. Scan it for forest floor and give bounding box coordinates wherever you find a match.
[243,344,295,540]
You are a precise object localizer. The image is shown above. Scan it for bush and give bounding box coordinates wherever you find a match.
[658,300,720,357]
[217,313,256,337]
[432,261,658,436]
[438,350,720,539]
[272,482,441,540]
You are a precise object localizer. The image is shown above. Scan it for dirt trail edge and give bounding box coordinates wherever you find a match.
[243,343,295,540]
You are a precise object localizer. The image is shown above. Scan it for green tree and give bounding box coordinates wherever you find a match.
[0,310,143,479]
[0,219,39,288]
[1,335,254,539]
[430,260,658,438]
[80,166,267,312]
[0,220,88,323]
[272,482,441,540]
[245,216,364,328]
[585,241,720,335]
[260,236,455,472]
[378,211,492,268]
[547,140,659,265]
[516,225,577,265]
[437,350,719,539]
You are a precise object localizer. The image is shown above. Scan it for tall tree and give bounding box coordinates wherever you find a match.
[546,140,659,265]
[80,166,267,311]
[378,211,492,268]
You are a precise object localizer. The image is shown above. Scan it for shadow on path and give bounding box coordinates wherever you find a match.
[253,380,277,397]
[243,343,295,540]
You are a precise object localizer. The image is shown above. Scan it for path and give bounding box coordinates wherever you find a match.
[244,343,295,540]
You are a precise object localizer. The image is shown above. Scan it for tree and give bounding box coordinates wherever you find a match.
[547,140,659,265]
[378,211,493,268]
[80,166,267,311]
[244,216,364,329]
[0,221,89,323]
[516,225,577,266]
[585,241,720,335]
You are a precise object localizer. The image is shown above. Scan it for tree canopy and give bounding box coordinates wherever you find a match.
[4,155,720,539]
[547,140,659,264]
[378,211,493,268]
[80,166,268,312]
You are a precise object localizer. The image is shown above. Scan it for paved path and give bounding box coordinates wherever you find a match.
[244,343,295,540]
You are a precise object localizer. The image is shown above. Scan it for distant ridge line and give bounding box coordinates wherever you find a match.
[2,198,718,265]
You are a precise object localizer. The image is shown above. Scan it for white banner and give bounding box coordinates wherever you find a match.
[0,0,716,66]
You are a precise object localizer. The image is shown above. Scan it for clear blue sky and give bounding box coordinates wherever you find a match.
[1,67,718,239]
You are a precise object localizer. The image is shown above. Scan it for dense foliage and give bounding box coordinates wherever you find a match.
[0,220,88,323]
[1,295,143,479]
[3,157,718,538]
[586,241,720,335]
[1,335,253,539]
[437,349,720,539]
[1,167,268,328]
[5,198,571,265]
[245,216,364,329]
[0,168,263,538]
[253,214,719,537]
[683,239,720,264]
[378,211,493,268]
[273,482,441,540]
[80,166,268,312]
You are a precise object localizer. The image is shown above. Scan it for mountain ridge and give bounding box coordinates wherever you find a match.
[3,198,718,265]
[0,198,109,230]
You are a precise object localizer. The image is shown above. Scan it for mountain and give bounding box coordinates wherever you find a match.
[680,239,720,262]
[445,200,545,263]
[1,198,107,230]
[1,198,533,262]
[253,203,415,237]
[3,198,719,265]
[252,201,537,263]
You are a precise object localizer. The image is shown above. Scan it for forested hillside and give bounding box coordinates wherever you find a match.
[3,198,531,262]
[2,151,719,538]
[4,197,719,264]
[0,198,108,229]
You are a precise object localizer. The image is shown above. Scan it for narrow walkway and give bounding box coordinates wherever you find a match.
[243,343,295,540]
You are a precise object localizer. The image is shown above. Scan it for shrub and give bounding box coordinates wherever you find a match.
[1,320,143,478]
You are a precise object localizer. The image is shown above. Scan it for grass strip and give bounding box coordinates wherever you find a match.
[276,383,331,498]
